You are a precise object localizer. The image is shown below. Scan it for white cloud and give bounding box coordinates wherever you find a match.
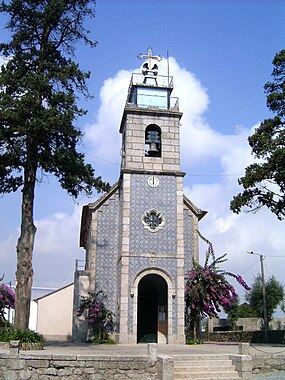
[0,56,6,67]
[84,57,212,166]
[1,55,284,306]
[84,57,256,174]
[0,229,18,284]
[0,205,84,289]
[83,57,285,299]
[185,157,285,301]
[32,205,83,288]
[85,69,131,163]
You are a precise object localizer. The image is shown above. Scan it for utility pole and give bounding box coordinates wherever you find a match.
[248,251,268,343]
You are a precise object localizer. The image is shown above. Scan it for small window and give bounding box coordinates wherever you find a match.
[145,124,161,157]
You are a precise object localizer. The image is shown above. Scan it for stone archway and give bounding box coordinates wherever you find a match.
[131,268,175,344]
[137,274,168,343]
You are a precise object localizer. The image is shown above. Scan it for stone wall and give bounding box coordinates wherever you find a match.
[208,317,285,332]
[205,330,285,344]
[0,352,158,380]
[252,354,285,374]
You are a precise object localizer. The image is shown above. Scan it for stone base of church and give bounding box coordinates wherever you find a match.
[114,333,185,345]
[115,333,135,344]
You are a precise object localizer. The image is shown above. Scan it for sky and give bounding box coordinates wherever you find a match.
[1,0,285,311]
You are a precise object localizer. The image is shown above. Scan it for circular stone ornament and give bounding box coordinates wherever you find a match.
[142,209,165,232]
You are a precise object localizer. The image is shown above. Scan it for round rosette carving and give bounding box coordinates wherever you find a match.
[142,209,165,232]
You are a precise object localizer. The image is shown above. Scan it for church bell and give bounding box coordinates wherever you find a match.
[148,142,159,154]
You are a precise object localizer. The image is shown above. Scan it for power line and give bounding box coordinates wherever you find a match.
[265,255,285,258]
[240,259,260,275]
[85,153,119,166]
[188,174,243,177]
[85,154,244,177]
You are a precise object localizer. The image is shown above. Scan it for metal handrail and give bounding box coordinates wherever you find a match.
[131,73,174,88]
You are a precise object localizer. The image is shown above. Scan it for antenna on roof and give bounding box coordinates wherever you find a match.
[167,49,170,85]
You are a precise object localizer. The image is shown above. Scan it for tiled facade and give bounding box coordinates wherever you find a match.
[129,174,177,254]
[94,192,120,313]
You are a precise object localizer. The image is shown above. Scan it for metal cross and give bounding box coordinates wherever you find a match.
[137,47,162,69]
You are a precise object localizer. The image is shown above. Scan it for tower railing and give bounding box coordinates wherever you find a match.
[131,73,174,88]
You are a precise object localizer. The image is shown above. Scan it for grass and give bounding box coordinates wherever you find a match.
[186,338,203,345]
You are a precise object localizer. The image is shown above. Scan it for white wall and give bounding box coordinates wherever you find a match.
[36,284,74,340]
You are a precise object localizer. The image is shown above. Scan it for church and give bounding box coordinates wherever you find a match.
[72,48,207,344]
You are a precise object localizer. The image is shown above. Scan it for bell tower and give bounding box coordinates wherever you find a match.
[117,48,186,344]
[75,48,206,345]
[120,47,182,174]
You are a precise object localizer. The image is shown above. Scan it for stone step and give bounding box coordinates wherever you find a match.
[174,372,239,380]
[175,366,237,373]
[175,376,239,380]
[173,354,232,361]
[173,355,240,380]
[174,359,235,369]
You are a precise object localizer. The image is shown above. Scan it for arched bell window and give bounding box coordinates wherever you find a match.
[145,124,161,157]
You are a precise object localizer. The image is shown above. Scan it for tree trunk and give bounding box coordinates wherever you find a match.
[14,164,37,330]
[193,319,197,340]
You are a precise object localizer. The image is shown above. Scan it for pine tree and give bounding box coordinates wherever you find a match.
[231,50,285,220]
[245,275,284,321]
[0,0,109,329]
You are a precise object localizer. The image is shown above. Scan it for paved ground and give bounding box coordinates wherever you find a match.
[1,341,284,357]
[253,372,285,380]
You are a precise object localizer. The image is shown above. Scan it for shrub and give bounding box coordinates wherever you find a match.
[77,290,115,343]
[0,284,15,323]
[0,325,45,344]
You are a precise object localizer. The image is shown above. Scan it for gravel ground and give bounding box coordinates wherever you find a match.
[253,371,285,379]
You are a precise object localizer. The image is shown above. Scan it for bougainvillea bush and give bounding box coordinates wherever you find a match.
[77,290,115,343]
[185,232,250,338]
[0,283,15,326]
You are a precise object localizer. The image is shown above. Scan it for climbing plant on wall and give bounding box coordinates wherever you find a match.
[185,232,250,339]
[77,290,115,343]
[0,281,15,326]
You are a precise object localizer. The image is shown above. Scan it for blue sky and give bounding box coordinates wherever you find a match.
[1,0,285,308]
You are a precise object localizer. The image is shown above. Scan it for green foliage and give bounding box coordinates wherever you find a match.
[237,302,259,318]
[226,298,240,329]
[186,338,203,345]
[245,274,284,321]
[77,291,115,343]
[231,50,285,220]
[0,0,109,197]
[0,0,110,330]
[0,325,44,344]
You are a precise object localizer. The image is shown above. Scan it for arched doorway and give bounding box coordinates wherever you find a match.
[137,274,168,343]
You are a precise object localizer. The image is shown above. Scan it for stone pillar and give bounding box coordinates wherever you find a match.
[118,173,131,343]
[72,270,90,342]
[230,354,252,379]
[239,342,250,355]
[148,343,157,365]
[176,176,185,344]
[9,340,20,355]
[157,355,174,380]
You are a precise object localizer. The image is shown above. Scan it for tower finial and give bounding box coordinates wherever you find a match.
[137,47,162,76]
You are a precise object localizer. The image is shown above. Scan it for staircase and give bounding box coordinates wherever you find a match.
[174,354,240,380]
